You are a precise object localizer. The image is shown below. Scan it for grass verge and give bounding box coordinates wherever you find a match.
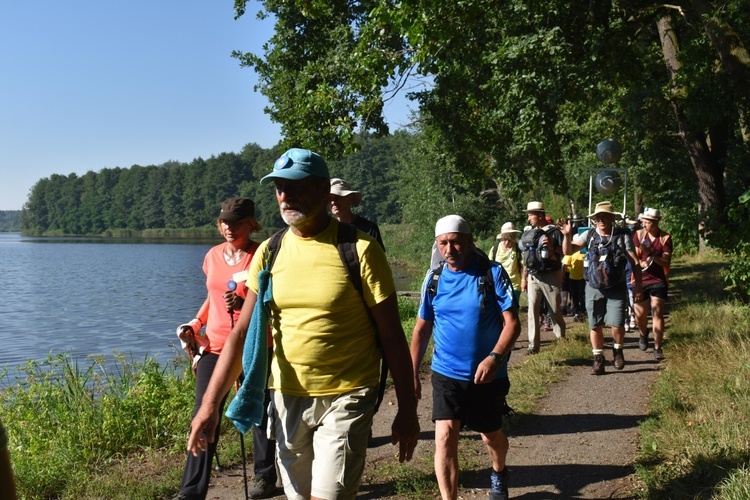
[634,252,750,498]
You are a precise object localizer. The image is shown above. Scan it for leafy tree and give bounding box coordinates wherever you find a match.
[233,0,750,244]
[328,132,410,224]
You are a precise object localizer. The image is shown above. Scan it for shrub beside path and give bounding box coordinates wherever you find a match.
[202,317,661,499]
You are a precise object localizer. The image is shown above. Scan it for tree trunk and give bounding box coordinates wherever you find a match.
[690,0,750,103]
[657,15,727,239]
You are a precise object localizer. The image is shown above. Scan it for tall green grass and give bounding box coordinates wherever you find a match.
[635,254,750,498]
[0,353,198,498]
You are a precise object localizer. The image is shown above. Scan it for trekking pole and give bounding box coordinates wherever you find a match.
[239,430,249,500]
[227,280,237,328]
[233,378,249,499]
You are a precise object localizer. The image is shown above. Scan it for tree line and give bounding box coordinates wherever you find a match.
[0,211,20,232]
[19,137,412,237]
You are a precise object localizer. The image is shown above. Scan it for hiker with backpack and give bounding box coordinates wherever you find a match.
[411,215,520,500]
[520,201,567,354]
[172,198,276,500]
[633,207,672,361]
[488,221,523,305]
[186,148,420,500]
[562,201,643,375]
[329,177,386,251]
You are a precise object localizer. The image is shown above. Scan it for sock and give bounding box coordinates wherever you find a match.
[593,349,603,355]
[613,343,622,350]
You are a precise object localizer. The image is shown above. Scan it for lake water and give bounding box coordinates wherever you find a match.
[0,233,417,380]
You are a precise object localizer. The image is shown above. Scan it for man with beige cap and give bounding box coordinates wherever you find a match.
[412,215,520,500]
[329,177,385,251]
[562,201,642,375]
[520,201,566,353]
[633,207,672,360]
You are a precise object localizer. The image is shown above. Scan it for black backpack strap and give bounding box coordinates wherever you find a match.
[490,238,501,261]
[427,262,445,298]
[265,227,289,271]
[474,250,497,313]
[336,222,362,295]
[337,222,389,413]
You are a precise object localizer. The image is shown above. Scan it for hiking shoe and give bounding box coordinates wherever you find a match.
[591,354,605,375]
[639,334,649,351]
[248,476,276,499]
[489,467,509,500]
[613,347,625,370]
[171,494,200,500]
[653,348,665,361]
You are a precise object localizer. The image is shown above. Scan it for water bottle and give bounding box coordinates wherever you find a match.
[540,246,549,259]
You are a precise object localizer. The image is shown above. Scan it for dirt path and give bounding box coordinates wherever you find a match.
[203,316,661,499]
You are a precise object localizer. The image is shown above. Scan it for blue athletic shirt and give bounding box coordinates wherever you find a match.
[418,253,516,381]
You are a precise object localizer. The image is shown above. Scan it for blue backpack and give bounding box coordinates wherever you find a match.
[583,229,628,290]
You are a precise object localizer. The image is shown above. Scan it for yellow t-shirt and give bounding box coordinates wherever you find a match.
[563,251,585,280]
[492,242,522,290]
[248,219,395,396]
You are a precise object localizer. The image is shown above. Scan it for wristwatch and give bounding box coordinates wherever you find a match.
[489,352,505,365]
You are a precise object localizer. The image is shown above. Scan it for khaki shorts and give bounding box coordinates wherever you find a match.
[585,284,627,328]
[268,387,376,500]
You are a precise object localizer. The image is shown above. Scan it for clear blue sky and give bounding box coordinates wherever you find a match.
[0,1,414,211]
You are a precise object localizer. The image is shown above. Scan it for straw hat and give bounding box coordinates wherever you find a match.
[498,222,521,240]
[587,201,620,218]
[500,222,521,235]
[524,201,545,212]
[640,207,662,221]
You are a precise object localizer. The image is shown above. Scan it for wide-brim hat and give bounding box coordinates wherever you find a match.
[640,207,662,221]
[524,201,545,212]
[330,178,363,206]
[587,201,620,218]
[625,215,640,225]
[261,148,330,185]
[435,215,471,237]
[500,221,522,236]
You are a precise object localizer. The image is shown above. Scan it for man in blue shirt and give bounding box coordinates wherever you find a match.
[411,215,521,500]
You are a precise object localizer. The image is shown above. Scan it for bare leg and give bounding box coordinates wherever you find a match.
[435,419,461,500]
[651,297,666,349]
[481,428,509,472]
[590,326,604,349]
[611,325,625,345]
[634,299,650,337]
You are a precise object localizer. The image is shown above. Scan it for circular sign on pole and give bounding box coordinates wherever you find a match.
[596,138,622,164]
[595,170,623,194]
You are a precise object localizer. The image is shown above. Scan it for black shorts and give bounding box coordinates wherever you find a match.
[641,283,668,301]
[431,372,510,434]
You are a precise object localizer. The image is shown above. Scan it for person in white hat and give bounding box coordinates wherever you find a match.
[412,215,520,500]
[329,178,385,251]
[489,222,523,305]
[519,201,567,354]
[633,207,672,360]
[562,201,642,375]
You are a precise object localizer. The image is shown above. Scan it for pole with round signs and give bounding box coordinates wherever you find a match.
[589,138,627,225]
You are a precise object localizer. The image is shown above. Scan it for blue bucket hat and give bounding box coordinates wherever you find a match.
[260,148,330,185]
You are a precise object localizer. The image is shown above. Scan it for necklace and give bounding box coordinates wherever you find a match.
[223,242,248,266]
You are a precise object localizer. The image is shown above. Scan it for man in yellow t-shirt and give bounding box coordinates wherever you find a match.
[187,148,419,500]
